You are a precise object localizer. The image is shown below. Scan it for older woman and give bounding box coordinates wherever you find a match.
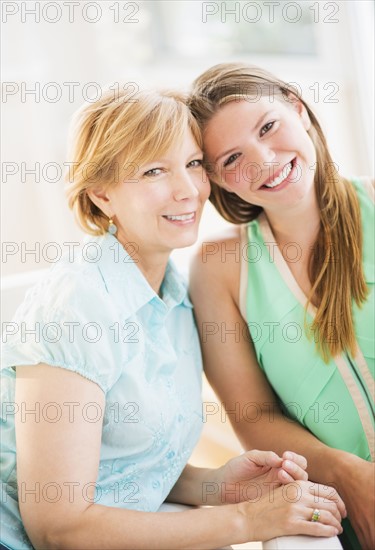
[0,88,345,550]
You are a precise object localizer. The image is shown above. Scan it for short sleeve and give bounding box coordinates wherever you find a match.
[1,263,123,393]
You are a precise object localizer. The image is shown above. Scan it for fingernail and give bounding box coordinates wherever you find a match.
[284,460,293,469]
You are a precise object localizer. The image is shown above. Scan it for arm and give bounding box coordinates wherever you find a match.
[15,363,342,550]
[15,363,237,550]
[190,231,373,546]
[329,453,374,549]
[189,231,342,478]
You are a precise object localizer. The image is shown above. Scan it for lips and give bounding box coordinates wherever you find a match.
[260,158,296,189]
[162,212,195,221]
[161,211,198,227]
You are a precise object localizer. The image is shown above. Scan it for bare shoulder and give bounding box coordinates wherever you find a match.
[190,226,242,304]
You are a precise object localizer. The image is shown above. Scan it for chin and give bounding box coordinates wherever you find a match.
[176,238,198,249]
[173,232,199,250]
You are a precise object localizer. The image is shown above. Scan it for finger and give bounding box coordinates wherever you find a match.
[283,451,308,470]
[281,459,308,481]
[246,449,282,468]
[329,492,346,519]
[278,469,295,484]
[306,494,344,523]
[309,483,347,518]
[312,498,342,523]
[277,467,307,484]
[298,519,341,538]
[305,508,343,534]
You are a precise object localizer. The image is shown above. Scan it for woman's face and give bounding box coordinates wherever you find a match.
[203,96,317,214]
[105,128,210,259]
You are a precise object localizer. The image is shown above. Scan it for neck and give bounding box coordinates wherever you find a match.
[121,241,169,296]
[137,258,169,296]
[265,193,321,251]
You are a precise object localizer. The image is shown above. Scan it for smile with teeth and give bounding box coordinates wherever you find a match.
[264,161,293,188]
[163,212,195,221]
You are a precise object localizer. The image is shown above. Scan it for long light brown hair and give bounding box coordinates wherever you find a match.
[189,63,368,361]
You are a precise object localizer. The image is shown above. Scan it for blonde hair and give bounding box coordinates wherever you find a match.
[189,62,368,362]
[65,88,202,235]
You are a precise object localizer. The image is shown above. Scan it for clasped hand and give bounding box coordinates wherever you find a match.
[213,449,308,504]
[212,450,346,540]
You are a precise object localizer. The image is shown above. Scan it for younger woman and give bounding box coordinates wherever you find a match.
[189,63,373,549]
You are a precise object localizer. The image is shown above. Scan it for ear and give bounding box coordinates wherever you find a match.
[87,186,113,218]
[291,99,311,131]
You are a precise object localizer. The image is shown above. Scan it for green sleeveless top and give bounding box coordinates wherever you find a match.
[241,177,374,461]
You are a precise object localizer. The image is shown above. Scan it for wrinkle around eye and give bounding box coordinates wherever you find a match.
[188,159,203,168]
[143,168,164,177]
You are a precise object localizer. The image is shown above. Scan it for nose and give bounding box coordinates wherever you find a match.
[173,169,200,201]
[244,142,277,183]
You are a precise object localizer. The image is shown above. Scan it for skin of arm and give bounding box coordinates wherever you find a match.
[15,363,344,550]
[189,228,374,549]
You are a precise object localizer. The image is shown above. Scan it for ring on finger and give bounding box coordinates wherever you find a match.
[311,508,321,522]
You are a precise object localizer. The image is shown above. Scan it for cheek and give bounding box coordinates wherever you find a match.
[138,186,171,211]
[295,131,316,170]
[221,162,261,190]
[219,164,243,189]
[280,124,314,155]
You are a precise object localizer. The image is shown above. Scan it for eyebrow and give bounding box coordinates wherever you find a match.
[141,150,203,168]
[189,150,204,159]
[213,110,274,164]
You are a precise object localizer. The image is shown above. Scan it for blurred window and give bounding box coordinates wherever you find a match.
[95,0,317,65]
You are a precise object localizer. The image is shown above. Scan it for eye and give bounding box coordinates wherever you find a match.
[187,158,203,168]
[223,152,241,168]
[260,121,275,137]
[143,167,164,177]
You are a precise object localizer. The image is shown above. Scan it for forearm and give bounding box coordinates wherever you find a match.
[167,464,222,506]
[235,411,345,488]
[42,502,242,550]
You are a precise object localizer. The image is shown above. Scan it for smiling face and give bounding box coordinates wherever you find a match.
[203,96,317,215]
[98,129,210,262]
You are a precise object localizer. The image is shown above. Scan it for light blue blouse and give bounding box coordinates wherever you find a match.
[0,233,203,550]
